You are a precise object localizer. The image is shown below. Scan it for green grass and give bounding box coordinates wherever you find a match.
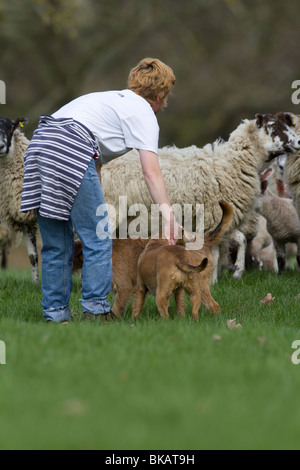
[1,268,300,449]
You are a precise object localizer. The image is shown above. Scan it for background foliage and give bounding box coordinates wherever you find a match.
[1,0,300,146]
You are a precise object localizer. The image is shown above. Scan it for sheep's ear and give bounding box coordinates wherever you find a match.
[276,179,285,197]
[260,167,274,182]
[261,180,268,195]
[275,112,296,127]
[255,114,264,129]
[12,117,29,131]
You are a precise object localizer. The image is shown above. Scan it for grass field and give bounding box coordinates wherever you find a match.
[1,267,300,450]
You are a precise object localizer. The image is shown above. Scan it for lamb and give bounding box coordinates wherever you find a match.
[251,215,278,272]
[226,154,288,277]
[280,113,300,216]
[0,117,38,282]
[258,167,300,273]
[101,114,300,279]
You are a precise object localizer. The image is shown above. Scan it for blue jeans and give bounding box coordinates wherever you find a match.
[37,159,113,323]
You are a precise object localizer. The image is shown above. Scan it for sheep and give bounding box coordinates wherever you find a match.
[258,167,300,273]
[101,114,300,280]
[229,212,259,273]
[0,117,38,282]
[251,215,278,272]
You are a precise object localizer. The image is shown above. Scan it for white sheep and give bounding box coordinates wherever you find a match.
[102,114,300,280]
[0,117,38,282]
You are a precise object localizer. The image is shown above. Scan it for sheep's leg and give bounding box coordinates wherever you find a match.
[274,241,285,274]
[1,249,7,269]
[296,239,300,271]
[24,225,39,283]
[212,245,219,284]
[231,230,247,280]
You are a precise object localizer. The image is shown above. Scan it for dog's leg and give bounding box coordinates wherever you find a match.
[189,292,202,321]
[131,276,147,320]
[155,291,171,319]
[112,292,125,318]
[112,286,135,319]
[201,284,220,315]
[175,288,186,317]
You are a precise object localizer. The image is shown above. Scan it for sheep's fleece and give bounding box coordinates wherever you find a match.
[102,119,275,234]
[0,129,36,231]
[285,114,300,214]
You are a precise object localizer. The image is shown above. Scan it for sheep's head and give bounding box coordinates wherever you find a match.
[0,117,28,157]
[255,113,300,161]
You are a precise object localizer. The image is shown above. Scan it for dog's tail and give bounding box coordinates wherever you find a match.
[177,257,208,274]
[205,201,233,246]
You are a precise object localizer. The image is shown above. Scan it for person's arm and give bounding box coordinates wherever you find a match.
[139,149,180,245]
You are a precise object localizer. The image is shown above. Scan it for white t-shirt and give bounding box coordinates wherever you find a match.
[52,89,160,164]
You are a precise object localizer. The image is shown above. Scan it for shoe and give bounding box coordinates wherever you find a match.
[83,311,117,323]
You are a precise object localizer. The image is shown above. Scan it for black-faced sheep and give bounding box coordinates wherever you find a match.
[101,113,300,280]
[0,117,38,282]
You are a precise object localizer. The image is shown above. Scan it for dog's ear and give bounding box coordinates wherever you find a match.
[196,257,208,273]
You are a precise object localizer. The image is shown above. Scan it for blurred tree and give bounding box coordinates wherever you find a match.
[0,0,300,147]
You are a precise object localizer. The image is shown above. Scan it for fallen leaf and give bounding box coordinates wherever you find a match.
[257,337,267,345]
[119,371,130,382]
[227,319,242,330]
[71,309,78,318]
[212,334,222,341]
[61,399,89,416]
[261,293,275,305]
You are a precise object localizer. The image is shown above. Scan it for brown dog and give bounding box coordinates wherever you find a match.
[132,201,233,321]
[73,237,148,318]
